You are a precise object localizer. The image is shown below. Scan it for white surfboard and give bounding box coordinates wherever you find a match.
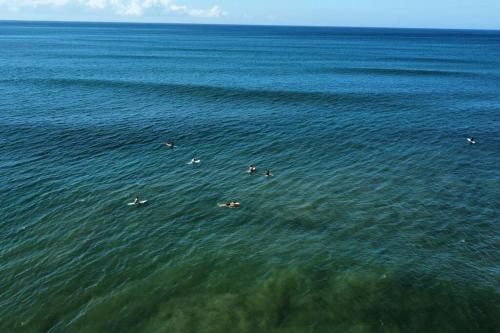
[128,200,148,206]
[467,138,476,144]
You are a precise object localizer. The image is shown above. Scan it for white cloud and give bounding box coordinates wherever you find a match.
[107,1,227,18]
[169,3,186,13]
[189,5,225,18]
[121,1,142,15]
[10,0,70,7]
[85,0,105,9]
[0,0,226,18]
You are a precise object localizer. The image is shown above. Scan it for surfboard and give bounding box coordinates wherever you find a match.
[219,202,240,208]
[128,200,148,206]
[467,138,476,144]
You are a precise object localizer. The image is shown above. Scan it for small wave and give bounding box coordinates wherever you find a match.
[48,53,218,61]
[3,78,412,107]
[310,67,489,78]
[379,56,486,65]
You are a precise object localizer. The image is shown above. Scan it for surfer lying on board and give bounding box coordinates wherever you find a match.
[134,196,140,205]
[248,165,256,174]
[224,201,240,208]
[166,141,175,148]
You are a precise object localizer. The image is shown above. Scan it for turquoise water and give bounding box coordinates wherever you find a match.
[1,21,499,332]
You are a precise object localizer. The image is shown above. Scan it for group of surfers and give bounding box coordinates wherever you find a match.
[133,137,478,207]
[131,141,275,207]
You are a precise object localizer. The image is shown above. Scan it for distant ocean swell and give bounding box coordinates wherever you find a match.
[3,77,495,107]
[308,67,500,78]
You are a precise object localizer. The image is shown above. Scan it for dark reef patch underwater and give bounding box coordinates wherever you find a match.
[69,269,499,332]
[0,22,499,332]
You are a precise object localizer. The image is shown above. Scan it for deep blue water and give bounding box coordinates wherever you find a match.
[0,21,499,332]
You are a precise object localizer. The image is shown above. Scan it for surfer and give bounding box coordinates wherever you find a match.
[166,141,175,148]
[128,196,146,206]
[248,165,256,174]
[225,201,240,208]
[468,137,476,144]
[265,170,273,177]
[191,158,200,164]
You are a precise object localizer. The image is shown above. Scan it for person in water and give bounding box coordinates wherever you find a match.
[225,201,240,208]
[469,137,475,144]
[166,141,175,148]
[265,170,273,177]
[248,165,256,174]
[134,196,140,205]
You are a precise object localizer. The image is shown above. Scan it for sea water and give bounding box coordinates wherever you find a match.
[0,21,499,332]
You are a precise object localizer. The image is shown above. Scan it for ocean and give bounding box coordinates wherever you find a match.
[0,21,499,332]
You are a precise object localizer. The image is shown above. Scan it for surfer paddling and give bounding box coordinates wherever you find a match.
[128,196,147,206]
[222,201,240,208]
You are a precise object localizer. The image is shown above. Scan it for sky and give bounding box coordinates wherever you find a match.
[0,0,499,30]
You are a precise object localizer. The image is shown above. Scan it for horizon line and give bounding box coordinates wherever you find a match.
[1,19,499,32]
